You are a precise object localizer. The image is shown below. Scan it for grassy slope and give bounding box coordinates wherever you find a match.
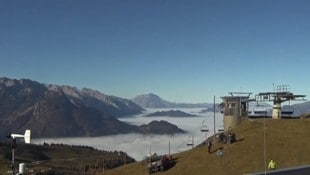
[103,118,310,175]
[0,144,133,174]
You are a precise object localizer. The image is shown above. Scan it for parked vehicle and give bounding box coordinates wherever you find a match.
[146,154,173,174]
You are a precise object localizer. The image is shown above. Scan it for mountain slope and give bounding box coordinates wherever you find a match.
[131,93,169,108]
[293,101,310,116]
[131,93,210,108]
[0,78,182,138]
[0,78,141,137]
[47,85,144,117]
[103,118,310,175]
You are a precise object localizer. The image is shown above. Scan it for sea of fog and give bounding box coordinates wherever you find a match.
[32,108,223,161]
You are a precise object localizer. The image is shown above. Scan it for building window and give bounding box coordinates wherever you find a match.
[228,102,235,108]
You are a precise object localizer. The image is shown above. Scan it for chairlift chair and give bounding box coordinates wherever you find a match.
[281,105,294,115]
[200,126,209,132]
[200,120,209,132]
[186,142,193,146]
[217,129,224,132]
[187,136,194,146]
[217,123,224,132]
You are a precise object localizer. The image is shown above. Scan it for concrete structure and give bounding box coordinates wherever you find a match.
[221,92,252,131]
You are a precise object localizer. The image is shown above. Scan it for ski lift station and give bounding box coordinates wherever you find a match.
[221,92,252,132]
[255,85,305,119]
[220,85,306,131]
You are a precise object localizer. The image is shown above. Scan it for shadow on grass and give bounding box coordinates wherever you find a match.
[210,146,224,154]
[165,157,178,171]
[208,138,245,155]
[235,138,245,143]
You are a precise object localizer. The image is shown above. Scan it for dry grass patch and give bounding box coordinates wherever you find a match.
[103,118,310,175]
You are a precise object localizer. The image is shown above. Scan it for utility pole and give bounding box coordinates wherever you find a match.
[192,136,194,149]
[124,153,127,165]
[169,141,171,156]
[102,157,105,174]
[214,95,216,143]
[11,141,15,175]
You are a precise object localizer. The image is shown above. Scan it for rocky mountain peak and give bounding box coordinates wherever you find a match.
[131,93,210,108]
[131,93,169,108]
[61,85,83,99]
[0,77,145,137]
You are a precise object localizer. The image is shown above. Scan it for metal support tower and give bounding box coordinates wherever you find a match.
[256,85,305,119]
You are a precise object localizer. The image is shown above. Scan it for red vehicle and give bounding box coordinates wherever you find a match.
[146,154,173,174]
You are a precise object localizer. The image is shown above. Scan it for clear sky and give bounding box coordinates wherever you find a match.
[1,0,310,103]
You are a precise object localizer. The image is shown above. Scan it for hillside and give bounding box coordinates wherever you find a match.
[138,120,185,134]
[0,142,135,174]
[103,118,310,175]
[131,93,210,108]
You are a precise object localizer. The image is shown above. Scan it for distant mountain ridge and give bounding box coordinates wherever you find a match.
[292,101,310,116]
[145,110,200,117]
[139,120,185,134]
[46,85,144,117]
[0,77,183,137]
[131,93,211,108]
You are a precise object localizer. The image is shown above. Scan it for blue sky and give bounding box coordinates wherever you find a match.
[1,0,310,103]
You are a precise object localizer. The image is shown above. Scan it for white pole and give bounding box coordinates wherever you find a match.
[264,111,267,175]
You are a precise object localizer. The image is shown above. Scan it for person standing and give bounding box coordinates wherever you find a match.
[268,159,276,170]
[207,140,212,154]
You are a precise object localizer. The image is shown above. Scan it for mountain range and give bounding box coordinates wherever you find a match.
[292,101,310,116]
[131,93,211,108]
[0,77,183,138]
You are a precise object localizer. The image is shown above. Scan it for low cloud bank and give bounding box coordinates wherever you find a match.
[33,108,223,160]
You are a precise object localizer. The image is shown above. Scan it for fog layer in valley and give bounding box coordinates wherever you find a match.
[33,108,223,160]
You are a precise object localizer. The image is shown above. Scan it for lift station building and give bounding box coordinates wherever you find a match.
[221,92,252,131]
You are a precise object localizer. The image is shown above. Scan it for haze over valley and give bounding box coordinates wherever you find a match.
[0,77,228,161]
[33,108,224,161]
